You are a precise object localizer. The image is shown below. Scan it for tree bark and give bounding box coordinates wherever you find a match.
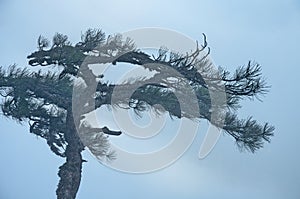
[56,110,84,199]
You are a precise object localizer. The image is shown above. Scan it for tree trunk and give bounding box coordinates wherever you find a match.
[56,110,85,199]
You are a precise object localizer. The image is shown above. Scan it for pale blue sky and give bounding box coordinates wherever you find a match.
[0,0,300,198]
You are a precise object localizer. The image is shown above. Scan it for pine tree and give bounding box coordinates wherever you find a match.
[0,29,274,199]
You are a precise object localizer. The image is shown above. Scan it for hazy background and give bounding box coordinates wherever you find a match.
[0,0,299,198]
